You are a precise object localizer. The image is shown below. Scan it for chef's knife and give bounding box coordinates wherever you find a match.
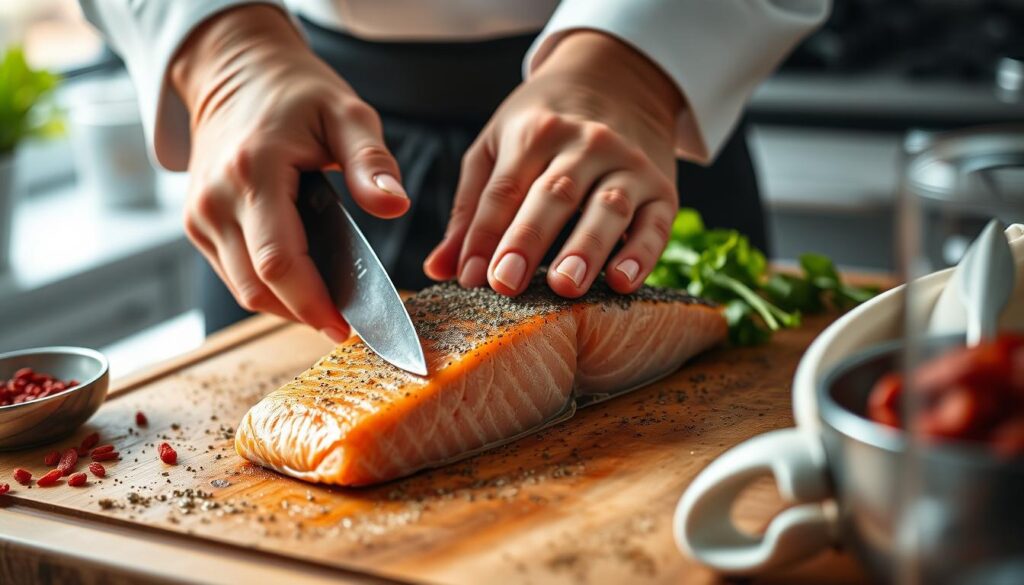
[297,171,428,376]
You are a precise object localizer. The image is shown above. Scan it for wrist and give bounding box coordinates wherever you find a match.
[169,4,304,112]
[535,30,684,129]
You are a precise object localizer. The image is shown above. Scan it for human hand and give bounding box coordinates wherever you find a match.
[423,31,684,298]
[171,5,408,342]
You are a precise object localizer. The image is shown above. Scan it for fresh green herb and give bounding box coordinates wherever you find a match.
[0,45,62,155]
[646,208,878,345]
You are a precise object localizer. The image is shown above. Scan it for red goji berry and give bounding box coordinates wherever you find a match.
[36,469,62,487]
[91,451,119,462]
[158,442,177,465]
[67,472,87,487]
[56,448,78,476]
[91,444,114,456]
[43,450,60,466]
[80,432,100,451]
[88,462,106,477]
[0,483,9,495]
[135,411,148,426]
[12,468,31,485]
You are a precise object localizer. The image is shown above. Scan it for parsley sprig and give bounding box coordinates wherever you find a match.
[645,209,878,345]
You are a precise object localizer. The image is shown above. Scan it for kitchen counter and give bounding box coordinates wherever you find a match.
[0,303,881,585]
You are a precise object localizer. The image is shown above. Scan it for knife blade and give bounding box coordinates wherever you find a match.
[297,171,428,376]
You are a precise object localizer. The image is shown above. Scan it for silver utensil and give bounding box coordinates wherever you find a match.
[956,219,1016,345]
[298,171,427,376]
[0,346,109,450]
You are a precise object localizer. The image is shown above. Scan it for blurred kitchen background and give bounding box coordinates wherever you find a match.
[0,0,1022,376]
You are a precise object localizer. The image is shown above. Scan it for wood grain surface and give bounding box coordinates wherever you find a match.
[0,309,872,585]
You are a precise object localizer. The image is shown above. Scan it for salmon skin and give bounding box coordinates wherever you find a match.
[235,277,727,486]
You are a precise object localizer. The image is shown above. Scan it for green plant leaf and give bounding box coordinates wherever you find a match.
[0,45,62,154]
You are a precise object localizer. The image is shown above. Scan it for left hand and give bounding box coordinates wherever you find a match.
[423,31,684,297]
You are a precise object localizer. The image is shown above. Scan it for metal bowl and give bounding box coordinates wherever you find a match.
[0,347,109,450]
[819,334,1024,585]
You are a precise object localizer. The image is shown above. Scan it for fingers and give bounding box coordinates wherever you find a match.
[324,100,409,219]
[546,172,637,298]
[423,141,494,281]
[237,166,351,341]
[605,197,677,294]
[486,151,614,296]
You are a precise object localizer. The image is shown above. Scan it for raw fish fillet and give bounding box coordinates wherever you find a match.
[235,278,726,485]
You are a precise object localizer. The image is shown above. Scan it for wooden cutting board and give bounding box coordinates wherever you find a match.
[0,309,872,585]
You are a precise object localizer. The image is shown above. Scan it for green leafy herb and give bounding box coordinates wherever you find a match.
[0,45,62,155]
[646,208,878,345]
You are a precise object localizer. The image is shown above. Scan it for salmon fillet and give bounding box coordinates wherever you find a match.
[235,278,726,486]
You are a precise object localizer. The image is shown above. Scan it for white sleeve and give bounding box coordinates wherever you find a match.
[526,0,830,164]
[78,0,290,171]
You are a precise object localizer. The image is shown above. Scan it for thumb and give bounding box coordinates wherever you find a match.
[325,100,409,219]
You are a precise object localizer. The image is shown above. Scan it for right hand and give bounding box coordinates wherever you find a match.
[170,5,408,342]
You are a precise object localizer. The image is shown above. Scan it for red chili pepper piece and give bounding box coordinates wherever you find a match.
[0,483,9,495]
[91,444,115,456]
[92,451,119,462]
[13,468,31,485]
[135,411,148,426]
[56,448,79,476]
[37,469,62,487]
[67,472,87,487]
[88,462,106,478]
[43,450,60,466]
[158,442,177,465]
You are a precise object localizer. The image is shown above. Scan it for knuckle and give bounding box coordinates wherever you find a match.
[508,222,545,247]
[651,214,673,243]
[485,176,526,207]
[638,236,664,258]
[542,175,579,206]
[253,245,295,283]
[339,99,378,126]
[574,229,605,250]
[190,187,221,222]
[350,143,394,168]
[595,188,633,219]
[466,225,503,251]
[582,121,616,150]
[236,285,270,312]
[229,141,268,183]
[524,112,562,147]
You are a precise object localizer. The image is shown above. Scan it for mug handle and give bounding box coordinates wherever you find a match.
[674,428,838,574]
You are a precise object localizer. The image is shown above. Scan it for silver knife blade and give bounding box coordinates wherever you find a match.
[298,171,428,376]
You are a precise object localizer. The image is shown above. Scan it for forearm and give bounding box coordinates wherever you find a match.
[169,4,303,115]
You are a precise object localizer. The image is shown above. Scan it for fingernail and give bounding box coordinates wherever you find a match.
[555,255,587,287]
[616,258,640,283]
[373,173,407,198]
[321,327,349,344]
[494,252,527,290]
[459,255,487,288]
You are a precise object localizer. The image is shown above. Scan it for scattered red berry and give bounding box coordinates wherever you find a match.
[56,448,78,476]
[0,483,9,495]
[135,411,148,426]
[36,469,62,487]
[12,468,31,485]
[91,444,114,456]
[91,451,119,462]
[158,442,177,465]
[43,450,60,466]
[88,462,106,478]
[67,472,87,487]
[80,432,100,451]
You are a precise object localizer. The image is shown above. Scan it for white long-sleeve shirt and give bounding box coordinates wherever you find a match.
[79,0,829,171]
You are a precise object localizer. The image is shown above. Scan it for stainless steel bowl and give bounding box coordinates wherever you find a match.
[0,346,109,450]
[819,335,1024,585]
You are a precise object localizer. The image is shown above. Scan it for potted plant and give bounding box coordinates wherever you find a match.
[0,45,61,273]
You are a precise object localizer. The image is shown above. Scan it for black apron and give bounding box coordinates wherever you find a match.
[200,19,767,333]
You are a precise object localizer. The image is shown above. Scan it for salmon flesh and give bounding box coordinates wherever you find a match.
[235,279,727,485]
